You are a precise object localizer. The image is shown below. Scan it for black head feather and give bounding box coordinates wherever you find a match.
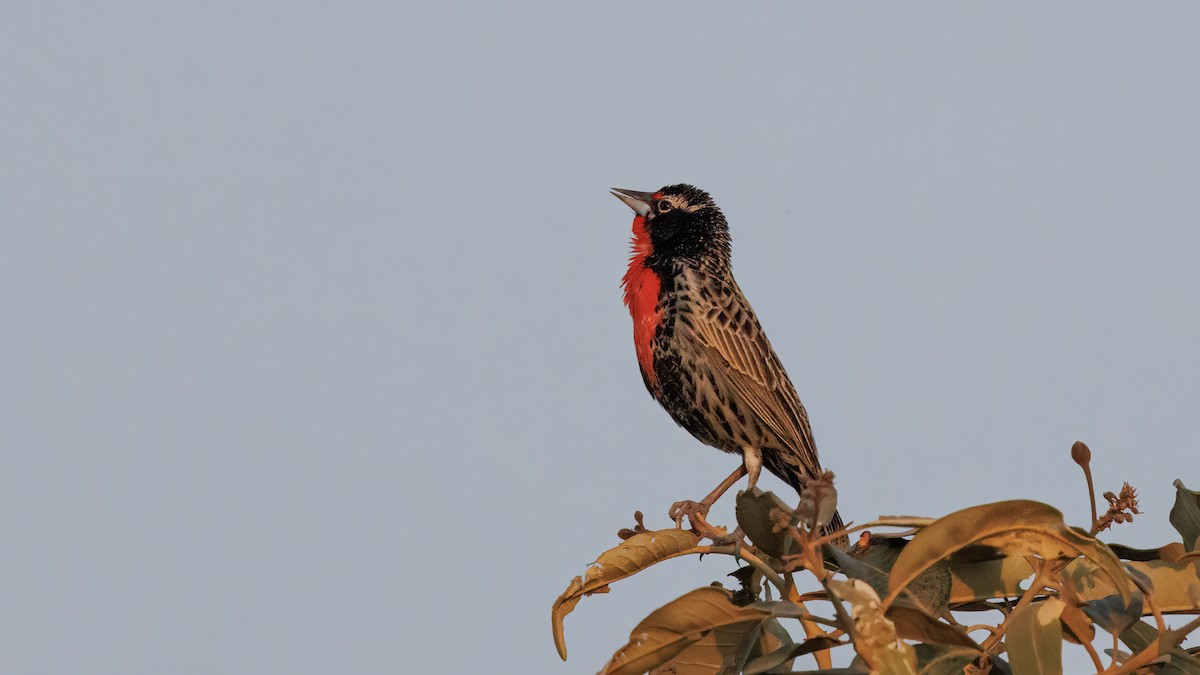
[645,184,732,273]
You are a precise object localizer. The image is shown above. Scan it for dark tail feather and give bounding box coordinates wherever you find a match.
[822,509,850,550]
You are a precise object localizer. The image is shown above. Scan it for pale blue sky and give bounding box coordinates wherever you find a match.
[2,3,1198,673]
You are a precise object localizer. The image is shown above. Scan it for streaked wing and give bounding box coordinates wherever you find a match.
[682,279,821,478]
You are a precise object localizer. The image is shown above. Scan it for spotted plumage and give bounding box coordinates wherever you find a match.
[613,184,844,537]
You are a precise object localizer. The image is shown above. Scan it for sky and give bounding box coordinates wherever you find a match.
[2,3,1198,674]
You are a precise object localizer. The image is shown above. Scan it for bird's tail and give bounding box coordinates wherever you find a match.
[822,509,850,550]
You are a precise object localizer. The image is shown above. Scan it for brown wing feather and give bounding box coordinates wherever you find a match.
[683,280,821,479]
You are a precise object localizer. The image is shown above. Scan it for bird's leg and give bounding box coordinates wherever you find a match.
[742,446,763,491]
[669,463,748,537]
[701,461,751,505]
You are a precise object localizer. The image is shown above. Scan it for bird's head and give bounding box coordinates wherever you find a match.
[610,184,730,268]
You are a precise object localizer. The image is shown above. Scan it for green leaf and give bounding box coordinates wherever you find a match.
[830,542,893,598]
[1068,557,1200,613]
[600,586,771,675]
[1082,591,1144,635]
[885,500,1131,606]
[551,529,701,659]
[873,648,920,675]
[1116,621,1200,674]
[735,488,795,558]
[946,550,1036,604]
[832,539,951,616]
[743,636,844,675]
[1171,479,1200,553]
[948,551,1200,615]
[886,606,979,649]
[1108,542,1172,561]
[1005,598,1064,675]
[913,644,983,675]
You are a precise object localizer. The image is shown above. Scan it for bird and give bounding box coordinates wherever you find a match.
[611,183,844,540]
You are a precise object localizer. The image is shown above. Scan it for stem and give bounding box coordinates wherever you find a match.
[1080,633,1105,674]
[786,584,835,670]
[819,575,858,645]
[979,560,1057,654]
[964,624,1003,637]
[814,528,853,548]
[1081,463,1100,534]
[695,545,787,594]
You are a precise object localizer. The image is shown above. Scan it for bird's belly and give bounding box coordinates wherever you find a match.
[650,347,771,455]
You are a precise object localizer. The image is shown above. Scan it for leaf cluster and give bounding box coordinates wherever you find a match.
[552,444,1200,674]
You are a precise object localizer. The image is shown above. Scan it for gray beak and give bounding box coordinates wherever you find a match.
[610,188,655,217]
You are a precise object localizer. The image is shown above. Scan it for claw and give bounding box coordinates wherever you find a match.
[669,500,709,526]
[667,499,729,541]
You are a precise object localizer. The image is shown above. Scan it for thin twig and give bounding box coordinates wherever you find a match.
[1102,615,1200,675]
[696,545,787,593]
[1080,634,1105,674]
[979,559,1060,654]
[813,527,854,549]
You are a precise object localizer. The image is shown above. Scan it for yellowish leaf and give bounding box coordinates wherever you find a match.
[947,554,1036,604]
[1059,600,1095,645]
[551,529,701,660]
[1066,557,1200,613]
[885,500,1131,606]
[601,586,770,675]
[1006,598,1064,675]
[948,555,1200,615]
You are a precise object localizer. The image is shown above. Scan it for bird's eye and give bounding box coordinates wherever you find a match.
[657,200,673,212]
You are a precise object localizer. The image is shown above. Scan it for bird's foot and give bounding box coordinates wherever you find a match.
[669,499,709,526]
[669,500,728,540]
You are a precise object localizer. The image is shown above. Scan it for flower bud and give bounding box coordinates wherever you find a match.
[1071,441,1091,467]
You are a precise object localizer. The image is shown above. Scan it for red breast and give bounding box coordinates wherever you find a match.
[621,214,662,388]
